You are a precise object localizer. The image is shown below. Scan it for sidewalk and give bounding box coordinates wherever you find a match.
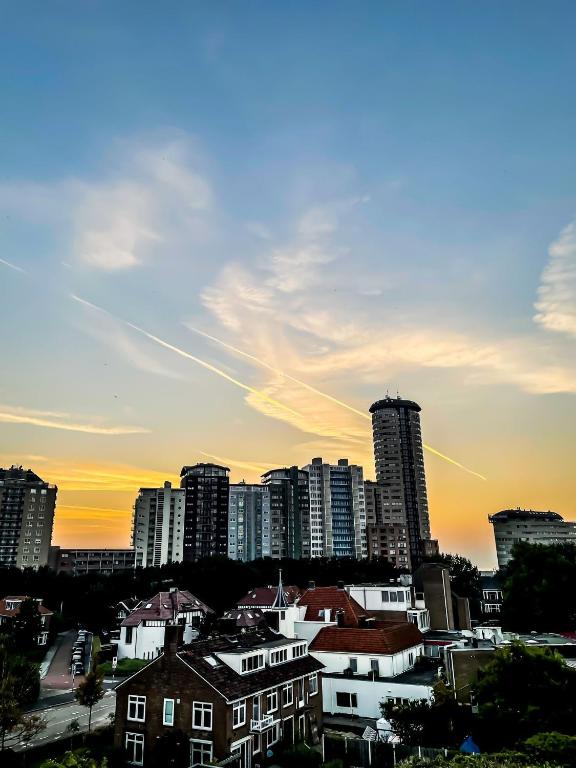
[42,629,80,691]
[40,632,65,679]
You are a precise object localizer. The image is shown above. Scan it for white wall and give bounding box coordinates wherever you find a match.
[348,585,412,611]
[322,675,433,719]
[117,624,166,660]
[310,646,423,678]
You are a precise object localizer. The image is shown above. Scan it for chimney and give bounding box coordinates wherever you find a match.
[336,609,345,627]
[337,580,345,590]
[164,624,184,656]
[308,580,316,590]
[323,608,331,623]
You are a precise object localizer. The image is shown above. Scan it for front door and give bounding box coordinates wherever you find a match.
[283,716,294,745]
[297,714,306,741]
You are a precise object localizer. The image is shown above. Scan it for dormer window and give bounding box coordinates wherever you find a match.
[241,653,265,673]
[292,643,306,659]
[269,648,289,666]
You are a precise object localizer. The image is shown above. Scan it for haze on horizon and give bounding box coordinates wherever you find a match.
[1,1,575,569]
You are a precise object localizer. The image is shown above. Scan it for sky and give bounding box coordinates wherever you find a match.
[1,2,575,568]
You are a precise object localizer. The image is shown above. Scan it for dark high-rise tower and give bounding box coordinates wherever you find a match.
[261,467,311,559]
[180,464,229,560]
[369,396,432,566]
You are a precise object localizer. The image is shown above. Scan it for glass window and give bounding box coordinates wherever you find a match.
[163,698,175,726]
[127,695,146,722]
[308,674,318,695]
[336,692,358,708]
[233,700,246,728]
[349,657,358,673]
[370,658,379,675]
[266,690,278,713]
[192,702,213,730]
[190,740,213,766]
[282,683,293,707]
[125,732,144,765]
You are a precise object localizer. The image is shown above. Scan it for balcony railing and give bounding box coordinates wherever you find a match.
[250,714,274,732]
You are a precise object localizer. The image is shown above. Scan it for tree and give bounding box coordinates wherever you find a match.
[41,751,108,768]
[425,554,481,601]
[474,641,576,751]
[0,637,42,751]
[501,541,576,632]
[397,757,561,767]
[75,670,104,733]
[522,732,576,766]
[13,599,43,652]
[67,719,81,749]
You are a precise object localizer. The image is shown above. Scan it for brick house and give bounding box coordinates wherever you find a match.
[0,595,53,645]
[114,625,323,768]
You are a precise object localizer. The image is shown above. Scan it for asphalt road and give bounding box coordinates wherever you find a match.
[7,690,116,753]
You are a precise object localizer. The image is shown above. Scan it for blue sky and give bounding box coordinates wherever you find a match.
[1,1,575,564]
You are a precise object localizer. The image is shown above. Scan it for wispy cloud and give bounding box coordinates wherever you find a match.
[534,219,576,338]
[0,404,149,436]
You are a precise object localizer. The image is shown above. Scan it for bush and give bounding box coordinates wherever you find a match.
[277,742,321,768]
[97,658,150,676]
[523,732,576,765]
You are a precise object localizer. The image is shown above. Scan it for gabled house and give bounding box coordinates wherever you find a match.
[115,598,143,624]
[114,625,323,768]
[0,595,53,645]
[117,588,213,661]
[308,622,433,719]
[237,585,302,610]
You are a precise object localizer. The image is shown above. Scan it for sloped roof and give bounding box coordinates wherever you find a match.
[121,589,213,627]
[297,586,370,627]
[0,596,52,617]
[222,608,266,628]
[237,585,301,608]
[309,623,423,655]
[178,629,323,700]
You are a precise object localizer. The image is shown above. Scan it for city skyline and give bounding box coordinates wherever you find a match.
[2,3,576,568]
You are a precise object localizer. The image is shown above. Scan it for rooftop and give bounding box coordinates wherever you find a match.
[489,508,565,523]
[237,585,301,608]
[297,585,370,627]
[369,397,421,414]
[310,623,423,655]
[121,589,213,626]
[0,596,52,617]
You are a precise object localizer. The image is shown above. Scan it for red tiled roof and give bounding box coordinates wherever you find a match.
[297,586,370,627]
[0,596,52,617]
[237,585,301,608]
[309,623,424,655]
[121,589,213,627]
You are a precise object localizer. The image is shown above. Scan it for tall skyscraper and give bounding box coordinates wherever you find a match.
[180,464,230,560]
[261,467,311,559]
[489,508,576,569]
[0,466,56,570]
[304,458,366,559]
[370,396,433,566]
[133,481,186,567]
[364,480,411,568]
[228,482,271,561]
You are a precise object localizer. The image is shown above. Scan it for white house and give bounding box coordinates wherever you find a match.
[309,624,435,719]
[346,581,431,633]
[117,588,213,660]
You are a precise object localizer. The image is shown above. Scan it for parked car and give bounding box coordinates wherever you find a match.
[73,662,85,675]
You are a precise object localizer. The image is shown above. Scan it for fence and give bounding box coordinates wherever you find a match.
[323,733,449,767]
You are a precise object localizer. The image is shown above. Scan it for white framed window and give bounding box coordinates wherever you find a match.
[269,648,288,665]
[266,690,278,713]
[163,698,175,726]
[128,695,146,722]
[266,723,280,747]
[125,732,144,765]
[190,739,213,766]
[253,733,261,754]
[292,643,306,659]
[192,701,213,730]
[233,700,246,728]
[308,673,318,696]
[282,683,293,708]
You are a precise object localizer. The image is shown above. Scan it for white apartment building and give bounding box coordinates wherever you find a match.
[133,482,185,567]
[489,508,576,568]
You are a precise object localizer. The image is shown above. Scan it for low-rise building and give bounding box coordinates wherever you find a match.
[114,625,323,768]
[49,546,136,575]
[309,623,432,718]
[346,580,431,633]
[479,572,504,616]
[0,595,53,645]
[117,589,213,661]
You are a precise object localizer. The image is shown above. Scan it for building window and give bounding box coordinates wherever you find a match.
[336,692,358,708]
[125,627,133,645]
[125,732,144,765]
[282,683,293,707]
[232,700,246,728]
[241,653,265,673]
[292,643,306,659]
[266,690,278,713]
[190,740,213,766]
[127,695,146,722]
[270,648,289,665]
[163,698,175,726]
[308,674,318,695]
[348,657,358,673]
[266,723,280,747]
[370,659,379,675]
[192,702,213,730]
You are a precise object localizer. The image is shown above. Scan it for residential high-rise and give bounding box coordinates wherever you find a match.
[228,482,271,561]
[0,466,56,570]
[364,480,411,569]
[180,464,230,560]
[261,467,311,559]
[303,458,366,559]
[489,508,576,569]
[132,482,185,567]
[370,396,433,566]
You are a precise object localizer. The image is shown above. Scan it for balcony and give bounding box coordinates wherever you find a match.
[250,714,275,732]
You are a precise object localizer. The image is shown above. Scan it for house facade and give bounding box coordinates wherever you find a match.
[114,626,323,768]
[0,595,53,645]
[117,589,213,661]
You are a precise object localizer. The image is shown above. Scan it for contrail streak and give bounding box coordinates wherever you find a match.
[71,295,302,420]
[187,325,487,481]
[0,257,25,273]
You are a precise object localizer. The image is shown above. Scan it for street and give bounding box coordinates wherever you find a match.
[7,691,116,753]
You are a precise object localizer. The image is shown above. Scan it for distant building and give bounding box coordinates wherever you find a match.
[117,588,213,661]
[0,466,57,569]
[49,546,136,575]
[369,397,436,566]
[489,508,576,568]
[303,458,366,559]
[180,464,230,560]
[133,482,185,567]
[114,624,323,767]
[346,580,431,633]
[479,571,503,615]
[0,595,53,645]
[261,467,311,559]
[364,480,411,569]
[228,483,271,561]
[413,563,471,632]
